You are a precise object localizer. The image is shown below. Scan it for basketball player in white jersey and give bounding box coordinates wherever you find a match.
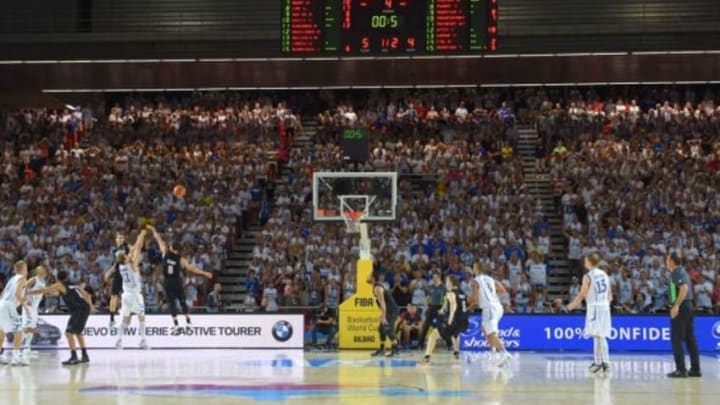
[21,265,49,361]
[115,229,149,349]
[0,261,29,366]
[471,262,512,366]
[566,253,612,374]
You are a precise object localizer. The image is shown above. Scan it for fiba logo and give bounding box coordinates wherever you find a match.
[272,321,294,342]
[712,321,720,340]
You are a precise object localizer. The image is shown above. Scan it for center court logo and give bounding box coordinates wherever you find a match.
[272,321,294,342]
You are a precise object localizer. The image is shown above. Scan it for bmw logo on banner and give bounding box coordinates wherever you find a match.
[272,321,294,342]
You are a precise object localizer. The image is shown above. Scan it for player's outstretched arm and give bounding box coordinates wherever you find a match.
[147,225,168,256]
[28,282,63,296]
[103,265,115,282]
[566,275,590,312]
[129,230,147,268]
[181,258,213,279]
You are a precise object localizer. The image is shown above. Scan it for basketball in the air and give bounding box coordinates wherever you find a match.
[173,185,186,198]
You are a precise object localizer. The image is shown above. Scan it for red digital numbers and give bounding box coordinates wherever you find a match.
[362,37,370,49]
[407,37,416,48]
[384,0,392,9]
[379,37,400,49]
[342,0,352,29]
[488,25,497,34]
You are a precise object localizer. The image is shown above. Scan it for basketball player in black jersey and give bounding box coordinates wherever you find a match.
[29,270,94,365]
[423,275,468,363]
[369,270,400,357]
[148,226,212,329]
[103,232,130,329]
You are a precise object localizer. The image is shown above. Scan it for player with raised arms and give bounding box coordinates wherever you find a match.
[470,262,513,367]
[566,253,612,374]
[0,260,29,366]
[147,225,212,330]
[21,264,49,361]
[115,229,149,350]
[104,232,131,331]
[423,275,469,364]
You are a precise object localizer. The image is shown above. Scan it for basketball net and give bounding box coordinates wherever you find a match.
[338,194,373,260]
[342,210,364,234]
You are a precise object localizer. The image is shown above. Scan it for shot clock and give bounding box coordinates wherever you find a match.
[281,0,498,55]
[340,127,370,162]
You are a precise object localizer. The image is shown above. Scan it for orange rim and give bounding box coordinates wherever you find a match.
[344,210,363,221]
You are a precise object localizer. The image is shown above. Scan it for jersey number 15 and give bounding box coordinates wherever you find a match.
[594,278,607,294]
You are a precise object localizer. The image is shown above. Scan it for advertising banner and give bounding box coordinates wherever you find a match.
[12,314,304,349]
[338,258,381,349]
[460,314,720,352]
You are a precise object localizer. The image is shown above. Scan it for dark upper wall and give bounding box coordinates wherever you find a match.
[1,0,719,59]
[3,54,720,92]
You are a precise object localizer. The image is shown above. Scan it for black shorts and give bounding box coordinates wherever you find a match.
[165,279,185,300]
[439,318,469,340]
[111,271,123,295]
[66,308,90,335]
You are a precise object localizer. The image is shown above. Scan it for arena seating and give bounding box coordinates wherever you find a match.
[1,88,719,317]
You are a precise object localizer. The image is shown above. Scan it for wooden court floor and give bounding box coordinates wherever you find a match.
[1,349,718,404]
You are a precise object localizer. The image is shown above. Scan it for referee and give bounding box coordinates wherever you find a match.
[420,273,448,347]
[666,253,701,378]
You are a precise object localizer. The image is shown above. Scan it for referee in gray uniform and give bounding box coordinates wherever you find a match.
[420,273,448,347]
[666,253,701,378]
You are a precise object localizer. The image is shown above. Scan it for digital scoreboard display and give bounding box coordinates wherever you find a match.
[341,127,369,161]
[281,0,498,55]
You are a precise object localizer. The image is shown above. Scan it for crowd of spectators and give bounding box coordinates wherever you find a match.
[552,89,720,314]
[315,88,519,145]
[106,95,302,143]
[249,124,560,317]
[2,87,720,320]
[0,94,300,313]
[251,86,720,320]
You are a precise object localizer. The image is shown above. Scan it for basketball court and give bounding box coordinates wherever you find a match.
[2,350,718,405]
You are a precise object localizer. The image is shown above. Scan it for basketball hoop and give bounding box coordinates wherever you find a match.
[342,210,364,234]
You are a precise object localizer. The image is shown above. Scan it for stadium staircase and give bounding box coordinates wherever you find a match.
[515,126,570,299]
[219,226,258,308]
[221,120,317,308]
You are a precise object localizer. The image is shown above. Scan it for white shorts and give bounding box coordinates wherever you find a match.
[22,307,39,329]
[585,305,612,338]
[0,301,22,333]
[121,292,145,317]
[481,304,504,336]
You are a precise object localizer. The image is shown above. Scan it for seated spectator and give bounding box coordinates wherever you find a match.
[311,304,337,350]
[512,273,531,313]
[207,283,225,313]
[399,303,423,349]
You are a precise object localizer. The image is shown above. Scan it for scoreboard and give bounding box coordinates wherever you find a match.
[281,0,498,55]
